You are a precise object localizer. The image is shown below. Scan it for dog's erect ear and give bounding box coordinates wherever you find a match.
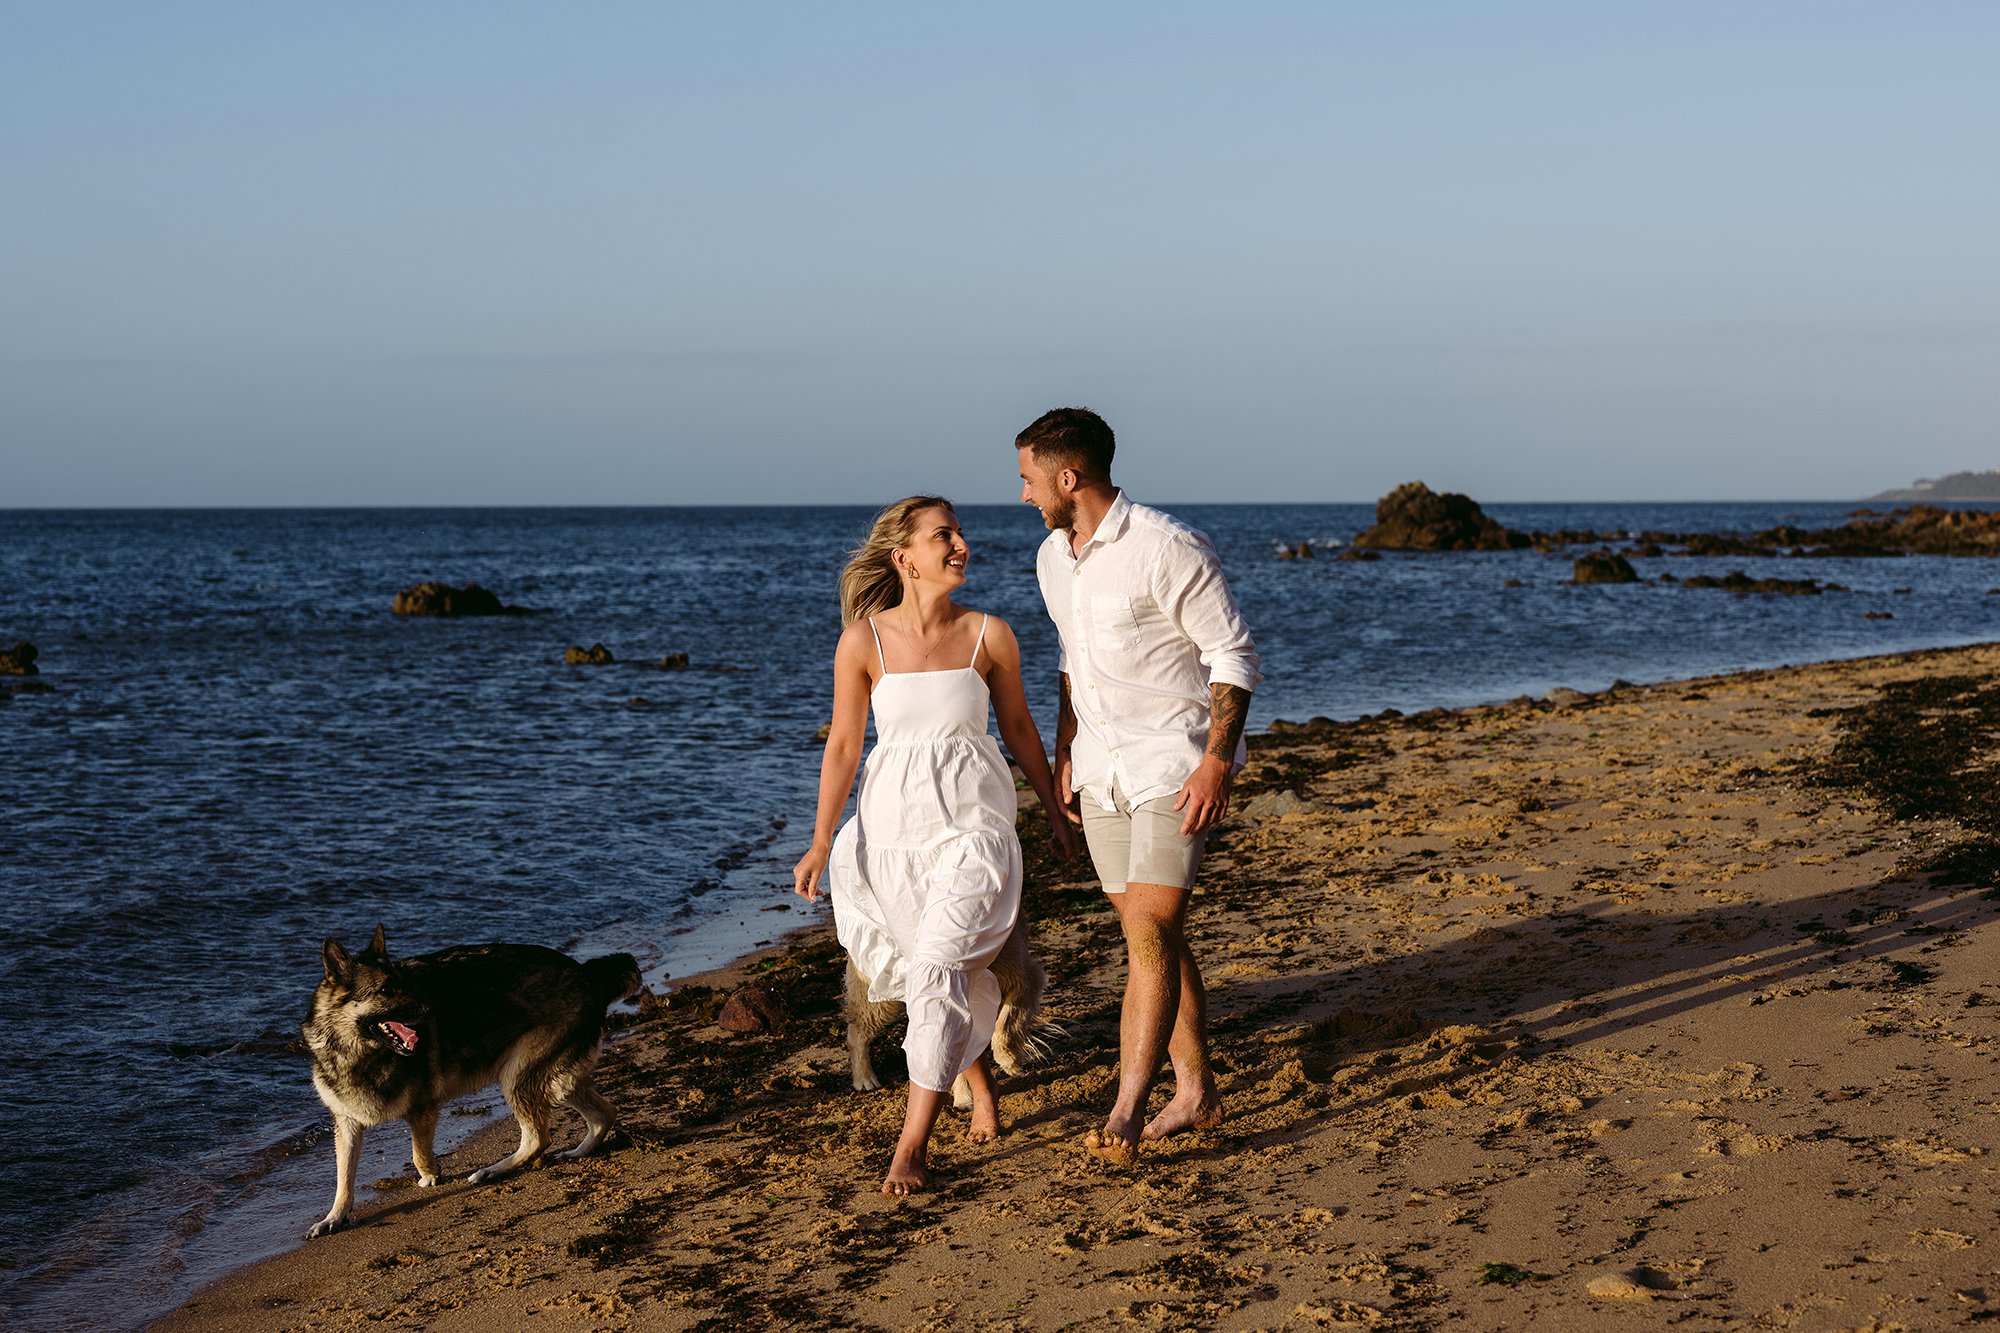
[364,923,388,962]
[323,937,352,984]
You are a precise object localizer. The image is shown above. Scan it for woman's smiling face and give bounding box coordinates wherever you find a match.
[899,505,968,587]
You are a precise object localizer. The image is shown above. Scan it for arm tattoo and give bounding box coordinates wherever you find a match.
[1205,683,1251,763]
[1057,672,1077,747]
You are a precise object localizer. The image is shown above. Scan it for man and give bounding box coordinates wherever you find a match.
[1015,406,1260,1162]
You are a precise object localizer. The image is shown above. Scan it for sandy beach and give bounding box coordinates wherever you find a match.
[159,642,2000,1332]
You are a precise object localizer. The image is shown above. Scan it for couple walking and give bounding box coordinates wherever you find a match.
[792,407,1261,1193]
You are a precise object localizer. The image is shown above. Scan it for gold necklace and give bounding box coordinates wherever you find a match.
[888,610,958,666]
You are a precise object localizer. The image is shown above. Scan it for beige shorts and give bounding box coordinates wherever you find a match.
[1079,783,1207,893]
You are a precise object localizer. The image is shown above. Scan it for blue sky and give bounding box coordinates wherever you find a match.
[3,3,1995,506]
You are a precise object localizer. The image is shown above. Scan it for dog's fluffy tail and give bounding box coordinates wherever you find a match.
[582,953,643,1007]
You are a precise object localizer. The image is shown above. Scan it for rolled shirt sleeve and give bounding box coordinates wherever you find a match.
[1154,531,1262,695]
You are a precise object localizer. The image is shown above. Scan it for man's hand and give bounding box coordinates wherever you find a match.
[1055,751,1083,825]
[1173,755,1233,835]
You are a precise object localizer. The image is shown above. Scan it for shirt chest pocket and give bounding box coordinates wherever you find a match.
[1089,594,1145,656]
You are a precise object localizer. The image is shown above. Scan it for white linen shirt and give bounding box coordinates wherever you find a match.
[1037,491,1262,811]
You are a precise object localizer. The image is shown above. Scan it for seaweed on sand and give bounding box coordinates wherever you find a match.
[1802,670,2000,885]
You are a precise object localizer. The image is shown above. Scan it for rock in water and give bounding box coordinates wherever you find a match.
[1351,481,1530,551]
[565,643,615,665]
[1681,571,1832,596]
[392,581,523,616]
[0,641,39,675]
[1571,552,1639,584]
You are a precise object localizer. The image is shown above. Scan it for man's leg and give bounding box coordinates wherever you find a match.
[1087,881,1191,1161]
[1142,921,1222,1140]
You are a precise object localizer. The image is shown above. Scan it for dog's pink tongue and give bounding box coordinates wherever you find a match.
[384,1021,419,1051]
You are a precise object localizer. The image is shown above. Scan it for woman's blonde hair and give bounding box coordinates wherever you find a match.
[840,495,955,625]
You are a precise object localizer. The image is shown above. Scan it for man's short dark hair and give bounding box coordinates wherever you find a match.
[1016,407,1115,482]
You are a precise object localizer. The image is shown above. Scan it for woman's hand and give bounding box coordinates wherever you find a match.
[793,842,832,901]
[1045,808,1079,862]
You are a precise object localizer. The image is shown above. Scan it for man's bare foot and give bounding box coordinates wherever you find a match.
[881,1151,928,1195]
[1141,1088,1224,1141]
[966,1102,1002,1143]
[1081,1126,1139,1166]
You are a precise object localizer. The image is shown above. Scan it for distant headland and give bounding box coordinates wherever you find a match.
[1869,468,2000,502]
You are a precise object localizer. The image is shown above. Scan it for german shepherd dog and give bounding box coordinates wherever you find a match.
[844,916,1049,1107]
[303,925,641,1238]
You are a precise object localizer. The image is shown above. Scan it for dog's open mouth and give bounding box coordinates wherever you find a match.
[378,1020,420,1055]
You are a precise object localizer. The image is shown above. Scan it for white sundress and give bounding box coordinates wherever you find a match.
[829,614,1023,1093]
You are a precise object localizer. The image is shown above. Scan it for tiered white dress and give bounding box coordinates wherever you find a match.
[829,615,1022,1092]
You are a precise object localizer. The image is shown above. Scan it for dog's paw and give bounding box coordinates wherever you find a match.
[306,1214,349,1239]
[466,1167,492,1185]
[416,1173,440,1188]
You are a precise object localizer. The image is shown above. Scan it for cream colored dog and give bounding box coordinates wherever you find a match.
[843,916,1049,1107]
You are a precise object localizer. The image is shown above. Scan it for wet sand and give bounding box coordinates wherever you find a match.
[160,643,2000,1331]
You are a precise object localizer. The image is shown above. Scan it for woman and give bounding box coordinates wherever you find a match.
[793,495,1076,1194]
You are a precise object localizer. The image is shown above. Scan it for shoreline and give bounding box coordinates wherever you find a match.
[161,641,2000,1331]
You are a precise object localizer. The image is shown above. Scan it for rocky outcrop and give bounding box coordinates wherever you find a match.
[565,643,615,665]
[392,581,527,616]
[1860,505,2000,556]
[1571,553,1638,585]
[1535,506,2000,558]
[0,641,39,675]
[1351,482,1531,552]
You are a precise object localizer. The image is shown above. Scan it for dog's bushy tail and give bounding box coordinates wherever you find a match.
[582,953,643,1008]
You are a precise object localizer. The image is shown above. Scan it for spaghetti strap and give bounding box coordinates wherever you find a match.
[969,614,989,669]
[867,617,886,673]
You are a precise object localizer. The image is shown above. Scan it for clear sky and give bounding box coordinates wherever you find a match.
[4,2,1995,506]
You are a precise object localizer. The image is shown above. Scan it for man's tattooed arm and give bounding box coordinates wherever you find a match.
[1056,672,1078,750]
[1205,683,1251,764]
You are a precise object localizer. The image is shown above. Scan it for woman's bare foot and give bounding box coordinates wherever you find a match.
[962,1054,1002,1143]
[1141,1087,1224,1141]
[881,1149,928,1195]
[1081,1126,1139,1166]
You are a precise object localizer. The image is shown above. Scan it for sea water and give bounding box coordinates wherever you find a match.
[4,500,1997,1328]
